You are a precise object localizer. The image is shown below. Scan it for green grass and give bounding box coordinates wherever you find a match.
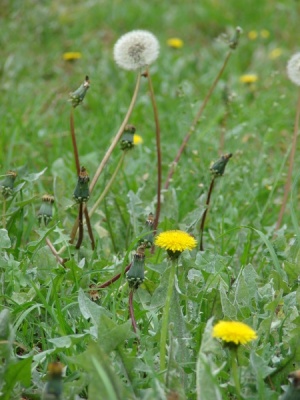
[1,0,300,399]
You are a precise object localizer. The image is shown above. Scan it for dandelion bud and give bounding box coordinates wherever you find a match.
[38,195,55,226]
[126,245,146,289]
[287,53,300,86]
[210,153,232,177]
[229,26,242,50]
[73,166,90,203]
[139,212,154,248]
[42,362,63,400]
[120,124,136,150]
[0,170,17,198]
[113,30,160,71]
[69,75,90,108]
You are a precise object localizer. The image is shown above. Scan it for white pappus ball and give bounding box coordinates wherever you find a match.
[113,30,160,71]
[287,52,300,86]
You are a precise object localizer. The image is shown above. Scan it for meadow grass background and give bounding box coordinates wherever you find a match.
[1,0,300,399]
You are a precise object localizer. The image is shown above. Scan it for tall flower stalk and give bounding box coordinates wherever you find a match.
[164,27,241,190]
[155,230,197,373]
[275,52,300,231]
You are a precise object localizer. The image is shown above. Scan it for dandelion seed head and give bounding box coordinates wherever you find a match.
[287,53,300,86]
[113,30,160,71]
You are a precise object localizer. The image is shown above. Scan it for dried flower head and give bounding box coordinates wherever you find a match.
[38,194,55,226]
[126,245,146,289]
[120,124,136,150]
[287,53,300,86]
[155,230,197,259]
[212,321,257,346]
[113,30,160,71]
[0,170,17,198]
[42,362,64,400]
[73,166,90,203]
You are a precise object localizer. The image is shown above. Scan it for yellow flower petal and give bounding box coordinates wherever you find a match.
[213,321,257,345]
[167,38,184,49]
[248,30,258,40]
[133,134,143,145]
[269,48,282,60]
[260,29,270,39]
[239,74,258,84]
[63,52,82,61]
[155,230,197,253]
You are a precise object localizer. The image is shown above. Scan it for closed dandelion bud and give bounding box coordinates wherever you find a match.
[42,362,63,400]
[120,124,136,150]
[139,212,154,248]
[210,153,232,177]
[38,195,55,226]
[126,245,145,289]
[229,26,242,49]
[0,170,17,198]
[69,75,90,108]
[73,166,90,203]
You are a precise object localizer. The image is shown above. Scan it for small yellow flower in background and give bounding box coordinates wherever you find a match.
[155,230,197,259]
[260,29,270,39]
[248,30,258,40]
[167,38,184,49]
[239,74,258,84]
[213,321,257,346]
[63,52,82,61]
[269,48,282,60]
[133,134,143,145]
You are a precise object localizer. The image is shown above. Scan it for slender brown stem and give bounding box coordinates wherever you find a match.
[129,289,137,333]
[147,69,162,231]
[199,177,215,251]
[69,73,141,244]
[219,108,229,155]
[164,51,233,190]
[275,88,300,231]
[70,108,80,175]
[96,263,131,289]
[46,237,64,266]
[84,207,95,250]
[75,203,84,249]
[88,152,126,219]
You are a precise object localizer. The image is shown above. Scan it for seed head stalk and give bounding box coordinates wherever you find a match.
[199,177,215,251]
[275,88,300,231]
[164,51,233,190]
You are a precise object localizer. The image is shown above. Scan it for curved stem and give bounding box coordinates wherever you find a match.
[69,73,141,244]
[70,108,80,175]
[84,207,95,250]
[164,51,232,190]
[160,259,177,373]
[46,238,64,266]
[97,263,131,289]
[275,88,300,231]
[75,203,83,249]
[129,289,137,333]
[88,152,126,219]
[199,177,215,251]
[147,69,162,231]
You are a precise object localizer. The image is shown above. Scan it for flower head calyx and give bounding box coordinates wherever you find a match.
[114,30,160,71]
[73,166,90,203]
[155,230,197,259]
[0,170,17,198]
[212,321,257,346]
[38,194,55,226]
[210,153,232,177]
[69,76,90,108]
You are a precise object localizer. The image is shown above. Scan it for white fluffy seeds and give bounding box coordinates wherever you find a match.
[113,30,160,71]
[287,52,300,86]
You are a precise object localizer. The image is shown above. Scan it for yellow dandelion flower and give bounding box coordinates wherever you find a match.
[155,230,197,258]
[213,321,257,346]
[167,38,184,49]
[248,30,258,40]
[260,29,270,39]
[269,48,282,60]
[133,134,143,145]
[63,52,82,61]
[239,74,258,84]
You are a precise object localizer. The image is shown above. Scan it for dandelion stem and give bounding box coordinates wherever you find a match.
[69,73,141,244]
[89,73,141,194]
[147,68,162,231]
[230,347,242,399]
[45,238,64,266]
[89,152,126,219]
[160,259,177,374]
[2,199,6,229]
[96,263,131,289]
[275,88,300,231]
[84,208,95,250]
[70,108,80,175]
[199,177,215,251]
[129,289,137,333]
[164,51,233,190]
[75,203,84,249]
